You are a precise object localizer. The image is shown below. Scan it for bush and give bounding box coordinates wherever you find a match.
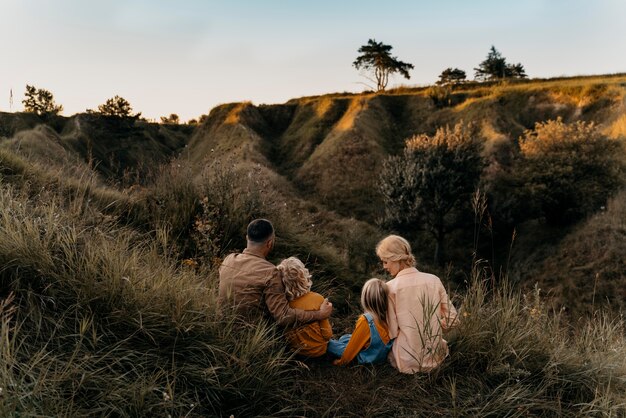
[379,122,485,264]
[518,118,625,224]
[426,85,453,108]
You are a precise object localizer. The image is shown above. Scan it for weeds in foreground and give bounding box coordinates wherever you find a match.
[1,156,625,416]
[292,267,626,417]
[0,185,296,416]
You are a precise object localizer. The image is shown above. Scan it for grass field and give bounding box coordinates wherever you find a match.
[1,73,625,416]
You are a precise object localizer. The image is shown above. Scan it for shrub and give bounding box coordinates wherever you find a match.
[426,85,453,108]
[518,118,625,224]
[379,122,485,264]
[192,160,267,262]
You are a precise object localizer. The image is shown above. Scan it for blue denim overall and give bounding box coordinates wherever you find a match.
[327,312,393,364]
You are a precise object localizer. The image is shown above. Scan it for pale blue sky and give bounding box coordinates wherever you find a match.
[1,0,625,121]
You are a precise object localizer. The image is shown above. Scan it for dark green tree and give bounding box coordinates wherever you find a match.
[22,84,63,115]
[474,46,527,81]
[353,39,414,91]
[379,122,485,265]
[436,68,467,85]
[507,62,527,79]
[97,95,136,117]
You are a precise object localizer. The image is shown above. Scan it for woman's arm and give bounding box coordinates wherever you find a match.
[333,316,370,366]
[438,284,458,330]
[386,285,400,339]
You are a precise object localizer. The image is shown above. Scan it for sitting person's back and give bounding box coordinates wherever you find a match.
[219,249,275,319]
[279,257,332,357]
[327,278,393,366]
[218,219,332,327]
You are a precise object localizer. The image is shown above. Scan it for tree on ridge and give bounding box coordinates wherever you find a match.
[97,95,136,117]
[22,84,63,115]
[437,68,467,85]
[353,39,414,91]
[474,46,527,81]
[160,114,180,124]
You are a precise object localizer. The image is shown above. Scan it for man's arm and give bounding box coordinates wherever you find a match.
[264,269,332,327]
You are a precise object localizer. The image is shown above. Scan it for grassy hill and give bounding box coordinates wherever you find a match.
[186,74,626,219]
[0,74,626,416]
[0,111,193,183]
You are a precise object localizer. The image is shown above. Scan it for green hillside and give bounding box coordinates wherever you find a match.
[0,111,193,182]
[186,74,626,219]
[0,75,626,416]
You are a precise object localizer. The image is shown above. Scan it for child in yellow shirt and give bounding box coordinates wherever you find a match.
[328,278,393,365]
[278,257,332,357]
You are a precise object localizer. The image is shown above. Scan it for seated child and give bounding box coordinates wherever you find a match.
[327,278,393,365]
[278,257,332,357]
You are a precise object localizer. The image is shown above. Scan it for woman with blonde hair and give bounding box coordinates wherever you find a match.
[327,278,393,366]
[278,257,332,357]
[376,235,458,373]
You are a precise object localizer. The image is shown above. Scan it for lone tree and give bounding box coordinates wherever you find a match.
[379,122,485,265]
[22,84,63,115]
[436,68,467,85]
[353,39,414,91]
[97,95,136,117]
[474,46,527,81]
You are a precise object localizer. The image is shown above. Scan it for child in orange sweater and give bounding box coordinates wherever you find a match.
[278,257,332,357]
[328,278,393,365]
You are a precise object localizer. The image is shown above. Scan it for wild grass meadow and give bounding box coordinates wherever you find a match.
[1,74,626,416]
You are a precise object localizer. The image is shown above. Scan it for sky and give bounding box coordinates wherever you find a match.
[1,0,625,121]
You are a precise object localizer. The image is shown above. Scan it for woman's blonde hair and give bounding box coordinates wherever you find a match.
[375,234,416,267]
[277,257,312,301]
[361,278,389,326]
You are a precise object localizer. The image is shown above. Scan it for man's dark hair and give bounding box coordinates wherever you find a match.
[247,219,274,243]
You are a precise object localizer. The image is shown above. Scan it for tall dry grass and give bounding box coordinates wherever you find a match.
[1,169,626,416]
[0,183,298,416]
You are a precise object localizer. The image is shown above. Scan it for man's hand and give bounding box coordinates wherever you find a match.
[316,298,333,320]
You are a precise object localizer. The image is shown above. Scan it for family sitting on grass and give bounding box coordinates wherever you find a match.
[218,219,458,374]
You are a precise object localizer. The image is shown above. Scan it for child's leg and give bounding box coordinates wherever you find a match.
[326,334,352,358]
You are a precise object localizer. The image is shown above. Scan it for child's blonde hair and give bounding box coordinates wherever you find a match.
[277,257,312,301]
[361,278,389,326]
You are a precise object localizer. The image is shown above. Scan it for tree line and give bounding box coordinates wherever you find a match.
[354,40,527,90]
[18,42,523,119]
[18,85,183,124]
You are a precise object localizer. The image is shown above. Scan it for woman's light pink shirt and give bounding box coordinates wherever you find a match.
[386,267,458,373]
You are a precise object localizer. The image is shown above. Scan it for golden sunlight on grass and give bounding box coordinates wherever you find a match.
[315,97,335,117]
[452,96,482,111]
[335,96,370,132]
[224,102,251,125]
[606,114,626,139]
[480,120,508,156]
